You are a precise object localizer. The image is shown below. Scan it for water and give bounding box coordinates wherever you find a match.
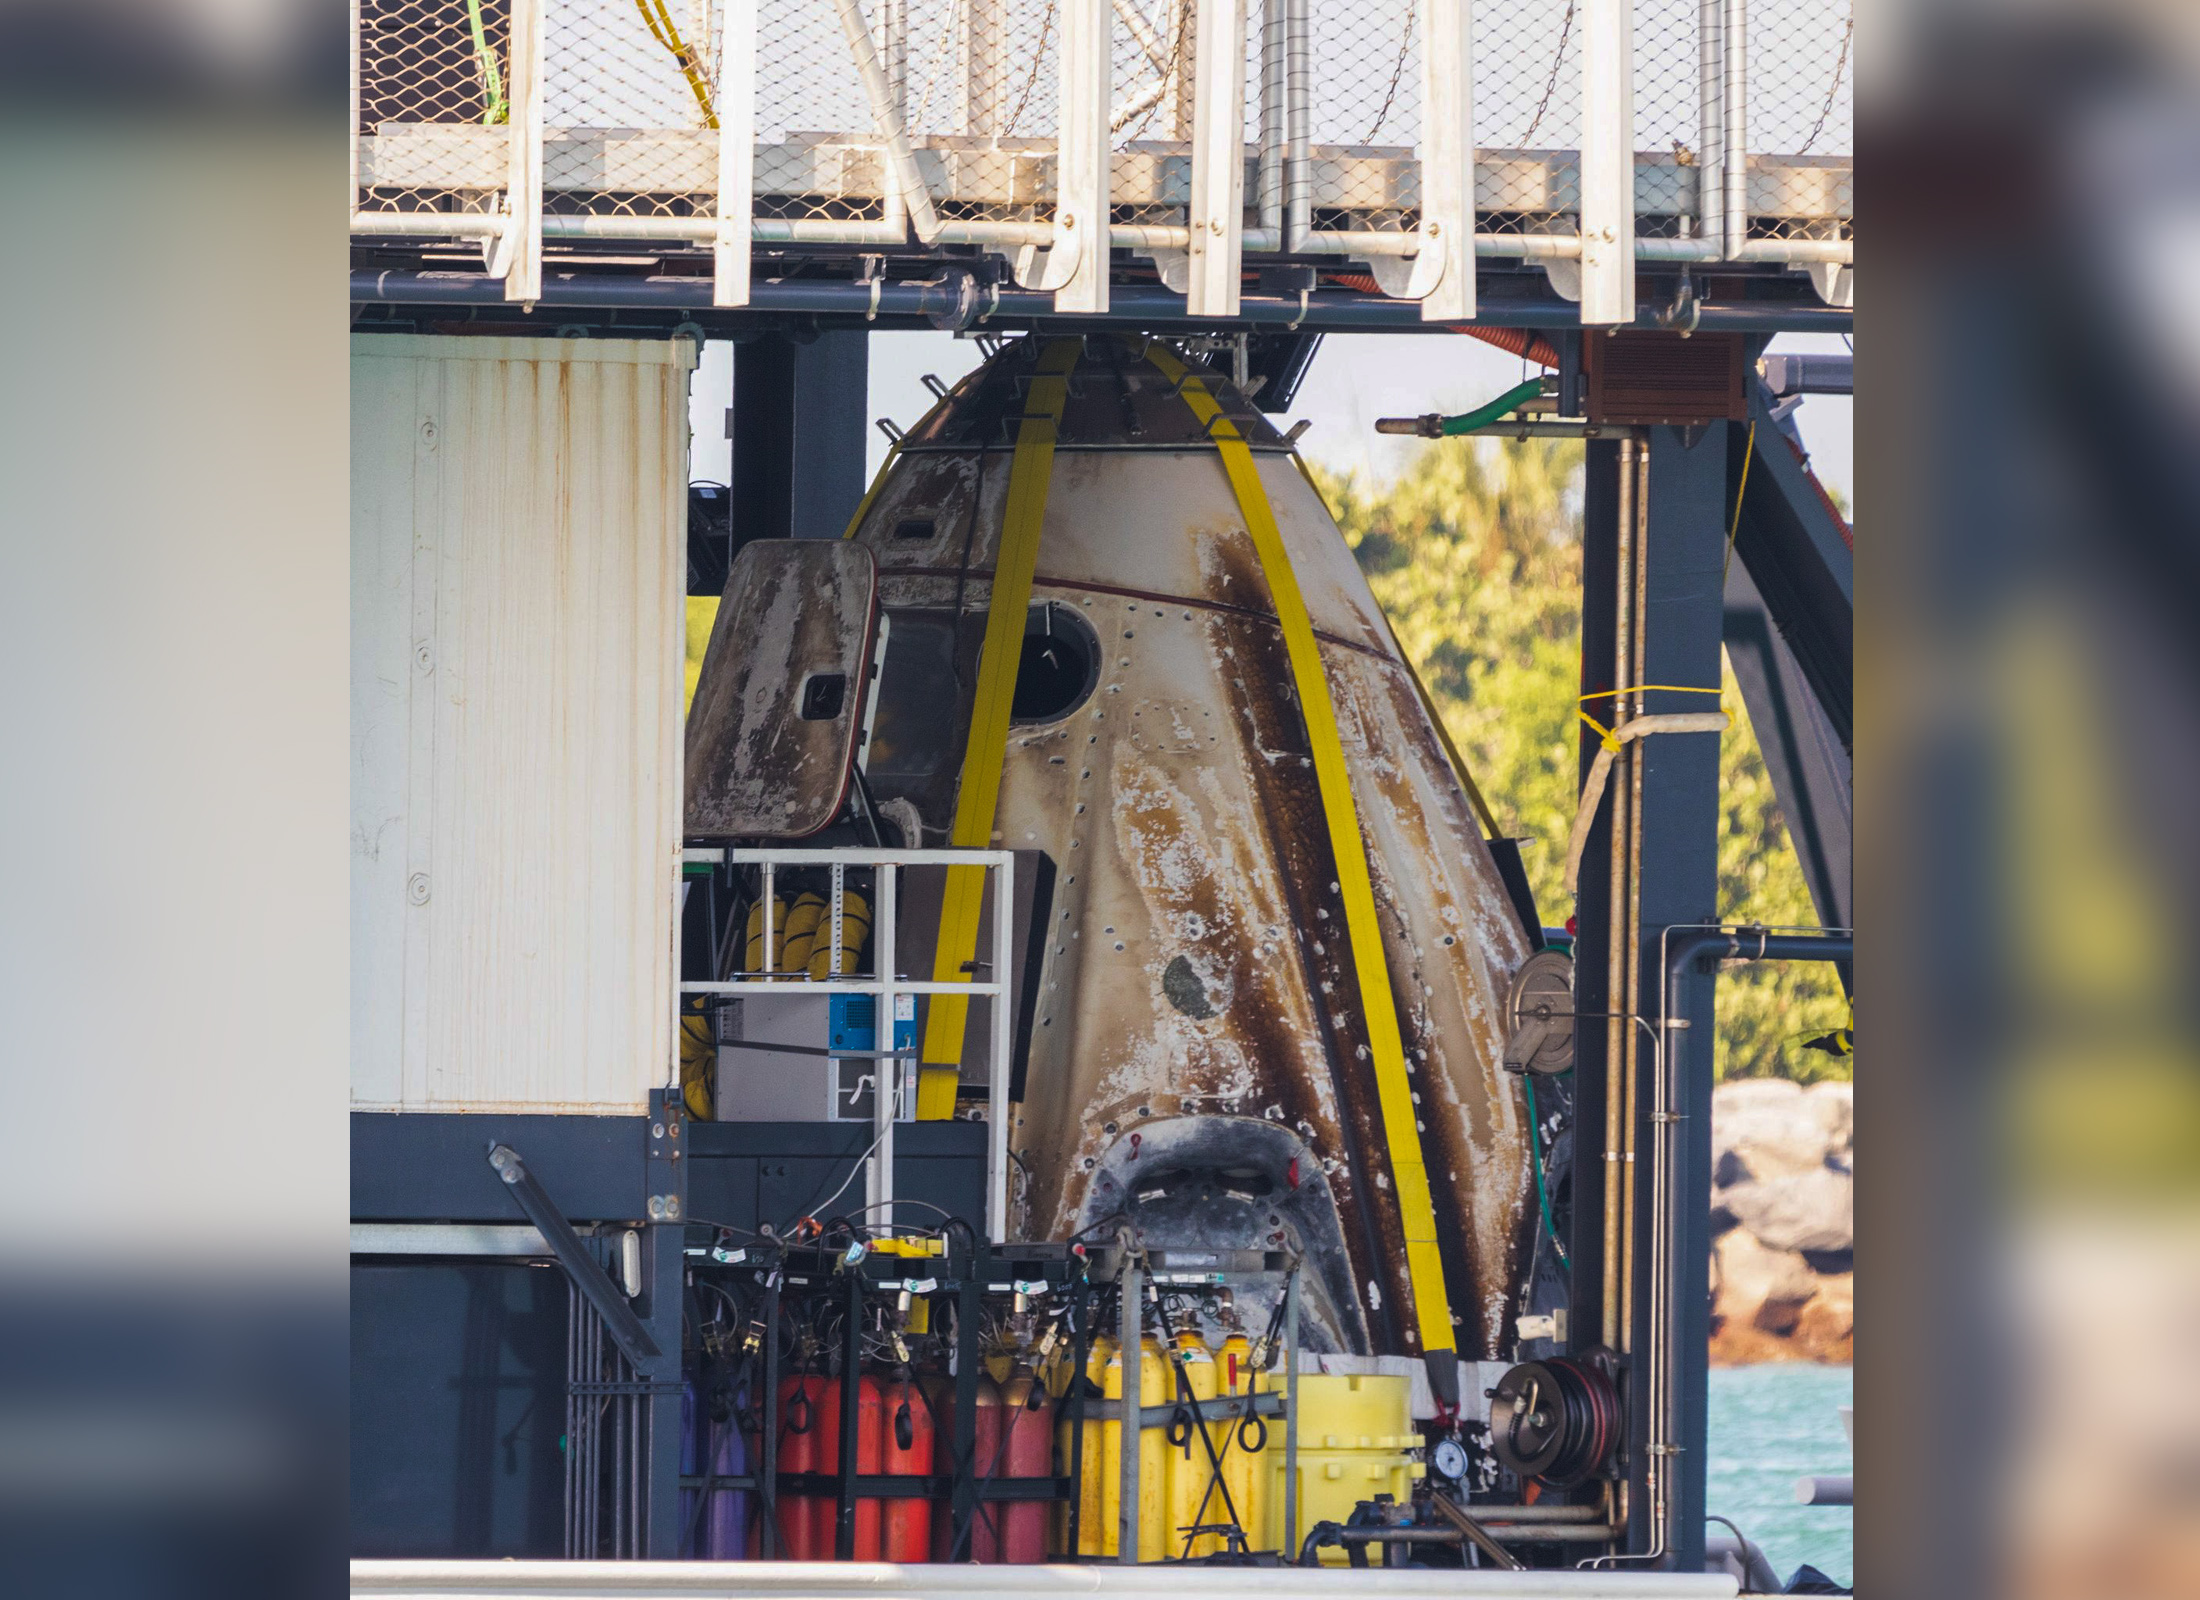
[1706,1363,1853,1589]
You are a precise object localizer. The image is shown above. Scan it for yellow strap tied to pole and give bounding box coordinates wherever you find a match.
[1142,343,1456,1366]
[914,337,1083,1118]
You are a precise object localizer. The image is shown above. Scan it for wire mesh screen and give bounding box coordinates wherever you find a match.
[544,0,727,218]
[1473,0,1581,240]
[357,0,514,216]
[902,0,1063,224]
[755,0,889,223]
[1107,0,1267,233]
[1747,0,1852,241]
[1634,0,1701,236]
[1304,0,1420,236]
[1110,0,1197,229]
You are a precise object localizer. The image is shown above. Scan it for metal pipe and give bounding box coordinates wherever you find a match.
[832,0,939,241]
[1696,0,1723,249]
[1598,436,1634,1354]
[1645,924,1854,1559]
[1285,0,1310,250]
[1721,0,1747,261]
[1795,1475,1853,1506]
[348,272,1855,332]
[351,1561,1747,1595]
[1618,439,1648,1358]
[988,854,1014,1242]
[1258,0,1287,232]
[1118,1246,1142,1564]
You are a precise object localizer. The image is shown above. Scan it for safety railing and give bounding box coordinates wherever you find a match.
[677,846,1017,1241]
[351,0,1852,318]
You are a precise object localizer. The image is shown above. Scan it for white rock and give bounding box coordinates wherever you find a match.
[1724,1166,1853,1255]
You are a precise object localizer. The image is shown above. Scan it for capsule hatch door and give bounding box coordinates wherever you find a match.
[685,539,880,839]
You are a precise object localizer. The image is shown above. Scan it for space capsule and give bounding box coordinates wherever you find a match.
[693,333,1538,1376]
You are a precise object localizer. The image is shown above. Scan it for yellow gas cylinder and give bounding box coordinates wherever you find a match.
[1100,1335,1169,1559]
[1265,1373,1420,1565]
[1216,1330,1265,1554]
[1162,1331,1223,1556]
[1052,1333,1115,1555]
[807,889,872,978]
[778,891,826,978]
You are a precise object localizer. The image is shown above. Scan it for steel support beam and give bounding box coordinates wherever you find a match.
[1185,0,1249,317]
[1723,556,1852,941]
[731,332,870,543]
[1579,0,1635,323]
[1730,390,1853,750]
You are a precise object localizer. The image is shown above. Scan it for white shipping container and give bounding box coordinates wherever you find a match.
[351,335,694,1113]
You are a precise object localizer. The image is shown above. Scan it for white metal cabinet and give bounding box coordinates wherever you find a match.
[351,334,693,1113]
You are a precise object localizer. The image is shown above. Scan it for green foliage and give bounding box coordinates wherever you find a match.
[1313,440,1850,1083]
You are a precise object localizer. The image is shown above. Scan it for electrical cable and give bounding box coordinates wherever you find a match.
[1523,1073,1570,1268]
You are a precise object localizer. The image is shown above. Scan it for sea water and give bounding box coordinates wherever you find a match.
[1706,1363,1854,1588]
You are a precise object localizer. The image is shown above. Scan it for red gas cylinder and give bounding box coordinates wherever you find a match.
[929,1373,1003,1561]
[969,1374,1004,1562]
[877,1374,935,1562]
[813,1373,884,1559]
[995,1366,1054,1564]
[775,1373,829,1559]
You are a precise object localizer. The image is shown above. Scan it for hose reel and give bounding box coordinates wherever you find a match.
[1502,949,1575,1074]
[1486,1356,1621,1489]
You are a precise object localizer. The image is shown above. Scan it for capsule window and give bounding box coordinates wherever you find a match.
[797,672,847,721]
[891,516,936,542]
[1010,602,1101,725]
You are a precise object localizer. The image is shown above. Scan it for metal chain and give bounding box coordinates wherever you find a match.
[1797,14,1853,155]
[1364,0,1417,144]
[1521,0,1577,146]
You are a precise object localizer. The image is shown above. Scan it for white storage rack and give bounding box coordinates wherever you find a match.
[678,846,1017,1241]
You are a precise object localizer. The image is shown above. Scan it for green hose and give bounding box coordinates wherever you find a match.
[1524,1073,1569,1268]
[1438,377,1547,436]
[467,0,508,127]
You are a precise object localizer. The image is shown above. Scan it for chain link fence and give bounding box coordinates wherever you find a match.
[356,0,514,219]
[1747,0,1852,243]
[1304,0,1420,240]
[543,0,726,219]
[353,0,1849,260]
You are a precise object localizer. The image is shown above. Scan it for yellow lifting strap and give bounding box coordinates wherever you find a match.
[1142,343,1457,1365]
[1289,454,1501,841]
[914,336,1083,1119]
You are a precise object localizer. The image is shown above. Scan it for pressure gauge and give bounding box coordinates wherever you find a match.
[1432,1436,1470,1482]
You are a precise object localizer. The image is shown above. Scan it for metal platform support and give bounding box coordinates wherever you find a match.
[729,333,870,544]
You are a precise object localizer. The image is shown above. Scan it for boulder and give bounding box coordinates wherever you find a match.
[1712,1077,1851,1184]
[1723,1166,1854,1255]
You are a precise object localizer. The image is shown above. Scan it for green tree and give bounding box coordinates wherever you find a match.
[1313,440,1849,1083]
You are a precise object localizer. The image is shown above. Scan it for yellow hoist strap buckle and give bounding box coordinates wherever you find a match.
[914,337,1084,1118]
[1142,342,1455,1364]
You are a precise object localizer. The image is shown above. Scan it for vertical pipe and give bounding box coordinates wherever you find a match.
[1599,436,1635,1352]
[1577,0,1635,324]
[871,865,899,1218]
[1619,442,1648,1354]
[838,1270,863,1558]
[1259,0,1287,232]
[1283,1265,1300,1561]
[1695,0,1723,249]
[760,1276,782,1556]
[1721,0,1747,260]
[1118,1254,1141,1564]
[1172,0,1196,141]
[884,0,908,122]
[1285,0,1310,248]
[988,856,1015,1242]
[762,863,776,977]
[713,0,755,306]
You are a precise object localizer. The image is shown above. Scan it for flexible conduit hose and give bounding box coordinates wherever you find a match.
[1437,378,1547,436]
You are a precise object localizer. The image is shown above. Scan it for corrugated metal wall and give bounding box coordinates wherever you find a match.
[352,335,693,1113]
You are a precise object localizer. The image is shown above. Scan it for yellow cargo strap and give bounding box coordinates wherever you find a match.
[1289,454,1501,841]
[914,336,1083,1118]
[1143,343,1457,1368]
